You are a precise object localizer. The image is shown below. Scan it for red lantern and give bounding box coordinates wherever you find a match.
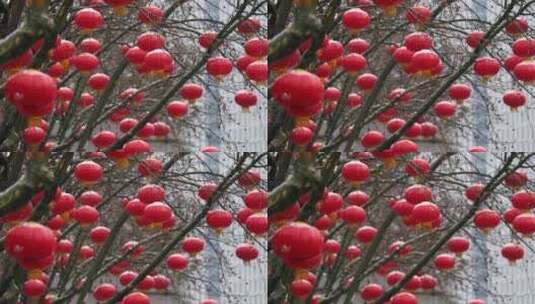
[361,130,384,149]
[512,213,535,237]
[206,56,233,81]
[342,8,370,34]
[88,73,110,92]
[501,243,524,264]
[411,49,439,76]
[391,292,418,304]
[23,126,46,146]
[448,83,471,103]
[341,53,367,75]
[512,38,535,57]
[289,279,313,300]
[505,170,528,189]
[271,222,324,269]
[342,160,369,185]
[167,101,188,119]
[404,184,432,204]
[404,32,433,51]
[272,70,324,109]
[289,126,313,146]
[72,206,99,226]
[511,190,535,211]
[505,18,528,36]
[80,191,102,207]
[143,49,173,77]
[447,236,470,256]
[473,208,500,233]
[72,53,100,75]
[466,31,484,49]
[245,213,268,235]
[93,283,117,302]
[243,190,267,210]
[465,183,484,202]
[74,160,103,187]
[91,131,116,149]
[346,191,369,206]
[89,226,110,244]
[502,90,526,111]
[74,8,102,33]
[138,5,163,24]
[434,253,455,271]
[80,38,101,54]
[393,46,414,65]
[411,202,440,228]
[167,253,189,271]
[360,283,383,301]
[340,205,366,226]
[5,222,56,265]
[122,292,150,304]
[4,69,57,122]
[235,243,259,263]
[347,38,369,54]
[136,32,165,52]
[199,31,216,49]
[433,100,456,119]
[473,57,500,80]
[237,18,261,35]
[182,237,205,256]
[23,279,46,298]
[245,60,268,84]
[355,73,377,92]
[513,60,535,84]
[405,158,430,178]
[206,209,232,233]
[244,37,268,58]
[137,184,165,204]
[1,49,33,74]
[144,202,172,227]
[180,83,203,103]
[406,5,430,25]
[354,225,377,244]
[234,90,257,111]
[125,47,147,66]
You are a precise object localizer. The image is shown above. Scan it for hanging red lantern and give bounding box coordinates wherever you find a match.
[448,83,471,103]
[465,183,484,202]
[502,90,526,111]
[143,49,173,77]
[80,38,101,54]
[347,38,369,54]
[513,60,535,84]
[341,53,367,75]
[245,213,268,235]
[167,253,189,271]
[125,47,147,66]
[166,101,188,119]
[406,5,430,26]
[93,283,117,302]
[411,49,439,76]
[347,93,362,108]
[511,191,535,211]
[342,160,369,186]
[206,209,232,234]
[80,190,102,207]
[199,31,216,50]
[433,100,456,119]
[244,37,268,58]
[342,8,370,35]
[243,190,267,210]
[144,202,173,228]
[136,32,165,52]
[237,18,261,36]
[339,206,367,226]
[180,83,203,103]
[511,38,535,57]
[123,139,151,156]
[91,131,116,149]
[355,73,377,92]
[505,170,528,189]
[289,126,313,146]
[505,17,528,37]
[22,126,46,146]
[23,279,47,298]
[138,5,163,24]
[361,130,384,149]
[411,202,440,228]
[360,283,384,301]
[137,184,165,204]
[355,225,377,244]
[88,73,110,92]
[245,60,268,84]
[404,32,433,52]
[393,46,414,66]
[512,213,535,237]
[4,69,57,123]
[501,243,524,264]
[235,243,259,264]
[5,222,56,271]
[182,237,205,256]
[234,90,257,111]
[72,206,99,226]
[271,222,324,270]
[473,57,500,80]
[206,56,233,81]
[74,160,103,187]
[74,8,103,33]
[466,31,484,49]
[434,253,455,271]
[289,279,313,300]
[405,158,430,178]
[404,184,432,205]
[473,208,500,233]
[122,292,150,304]
[391,292,418,304]
[447,236,470,256]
